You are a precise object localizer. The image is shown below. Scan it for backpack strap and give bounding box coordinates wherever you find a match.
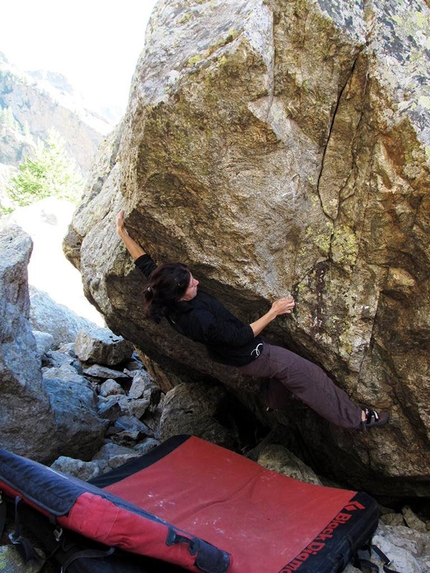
[60,546,116,572]
[354,543,401,573]
[8,496,42,563]
[0,490,7,539]
[371,544,401,573]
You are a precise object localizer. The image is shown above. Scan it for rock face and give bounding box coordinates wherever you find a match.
[0,225,57,460]
[30,286,98,347]
[0,52,112,178]
[64,0,430,498]
[0,225,107,462]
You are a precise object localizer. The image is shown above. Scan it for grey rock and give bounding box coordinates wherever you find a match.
[123,355,145,372]
[58,342,76,354]
[50,456,107,481]
[142,401,164,436]
[105,453,143,469]
[402,506,428,534]
[32,330,55,356]
[43,365,92,388]
[92,442,137,461]
[127,370,152,399]
[97,395,122,421]
[83,363,130,381]
[0,225,57,461]
[75,327,134,366]
[381,513,407,527]
[128,370,162,410]
[91,440,160,470]
[133,438,161,456]
[117,395,151,419]
[42,348,83,374]
[42,376,108,460]
[99,379,126,397]
[372,524,430,573]
[257,444,322,486]
[160,383,236,450]
[30,286,98,347]
[109,415,155,444]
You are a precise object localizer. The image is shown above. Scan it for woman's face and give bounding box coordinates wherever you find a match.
[181,272,199,301]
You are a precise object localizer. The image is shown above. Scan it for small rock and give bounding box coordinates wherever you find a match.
[32,330,55,355]
[133,438,161,455]
[51,456,107,481]
[108,415,155,445]
[92,442,137,461]
[97,396,121,421]
[372,525,423,573]
[75,327,134,366]
[402,506,428,533]
[99,379,125,397]
[42,349,83,374]
[257,444,322,486]
[58,342,77,355]
[118,395,151,419]
[123,354,145,372]
[83,364,130,381]
[380,512,406,527]
[107,453,143,469]
[128,370,152,399]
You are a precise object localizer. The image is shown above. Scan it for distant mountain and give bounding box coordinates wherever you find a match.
[0,51,117,180]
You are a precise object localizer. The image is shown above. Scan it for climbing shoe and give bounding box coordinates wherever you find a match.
[361,408,390,430]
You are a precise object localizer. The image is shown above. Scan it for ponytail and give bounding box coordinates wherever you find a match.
[143,263,190,323]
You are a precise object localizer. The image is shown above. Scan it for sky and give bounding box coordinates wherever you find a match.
[1,0,159,113]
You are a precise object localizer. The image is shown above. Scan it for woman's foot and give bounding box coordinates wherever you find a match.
[360,408,390,430]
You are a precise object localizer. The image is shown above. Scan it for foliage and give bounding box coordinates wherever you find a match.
[7,129,84,206]
[0,205,13,216]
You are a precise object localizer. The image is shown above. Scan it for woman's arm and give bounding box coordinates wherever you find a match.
[250,297,295,336]
[116,210,146,261]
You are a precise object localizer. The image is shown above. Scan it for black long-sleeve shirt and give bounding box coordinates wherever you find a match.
[135,254,263,367]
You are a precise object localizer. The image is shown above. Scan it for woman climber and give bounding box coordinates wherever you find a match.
[116,209,389,431]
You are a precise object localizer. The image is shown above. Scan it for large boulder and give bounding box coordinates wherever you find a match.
[0,225,57,460]
[159,382,237,450]
[42,368,108,461]
[64,0,430,497]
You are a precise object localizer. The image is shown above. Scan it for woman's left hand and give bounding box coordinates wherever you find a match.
[271,296,295,316]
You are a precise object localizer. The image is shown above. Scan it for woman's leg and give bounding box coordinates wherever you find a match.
[240,343,362,430]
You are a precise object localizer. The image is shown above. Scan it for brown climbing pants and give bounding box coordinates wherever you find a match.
[238,342,362,430]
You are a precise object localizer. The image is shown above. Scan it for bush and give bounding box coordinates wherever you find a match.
[7,129,84,206]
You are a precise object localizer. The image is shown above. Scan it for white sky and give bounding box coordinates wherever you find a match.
[1,0,159,112]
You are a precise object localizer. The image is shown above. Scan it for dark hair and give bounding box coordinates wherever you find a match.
[144,263,191,323]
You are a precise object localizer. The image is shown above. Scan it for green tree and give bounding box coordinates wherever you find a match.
[0,107,12,124]
[7,129,84,206]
